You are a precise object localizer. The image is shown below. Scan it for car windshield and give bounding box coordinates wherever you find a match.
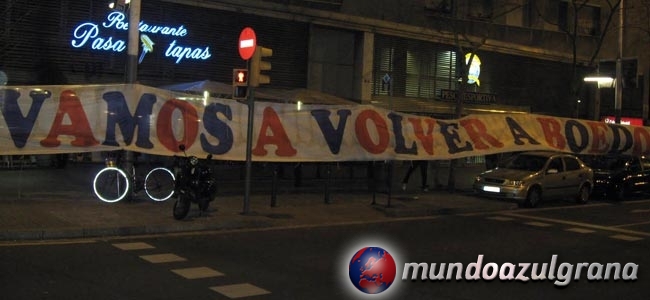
[504,154,547,172]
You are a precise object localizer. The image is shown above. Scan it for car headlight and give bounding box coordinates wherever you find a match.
[474,176,482,182]
[507,180,525,187]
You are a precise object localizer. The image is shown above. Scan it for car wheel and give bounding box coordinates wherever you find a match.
[576,185,590,204]
[524,187,541,208]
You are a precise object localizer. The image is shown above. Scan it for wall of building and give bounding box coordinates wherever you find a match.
[1,0,310,89]
[307,25,356,99]
[3,0,647,121]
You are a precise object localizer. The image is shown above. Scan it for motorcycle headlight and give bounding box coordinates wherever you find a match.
[190,156,199,166]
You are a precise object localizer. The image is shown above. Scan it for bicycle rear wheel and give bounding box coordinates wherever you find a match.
[144,167,176,201]
[93,167,130,203]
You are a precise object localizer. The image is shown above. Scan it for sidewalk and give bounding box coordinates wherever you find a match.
[0,162,517,241]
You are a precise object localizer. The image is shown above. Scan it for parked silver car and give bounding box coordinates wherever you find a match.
[473,151,593,207]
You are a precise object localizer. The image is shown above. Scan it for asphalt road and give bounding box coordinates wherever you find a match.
[2,200,649,300]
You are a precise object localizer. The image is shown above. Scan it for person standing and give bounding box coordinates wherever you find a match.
[401,160,429,192]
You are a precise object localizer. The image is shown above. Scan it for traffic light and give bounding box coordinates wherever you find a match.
[232,68,248,99]
[250,46,272,87]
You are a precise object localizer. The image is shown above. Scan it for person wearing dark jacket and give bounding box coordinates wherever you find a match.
[401,160,429,192]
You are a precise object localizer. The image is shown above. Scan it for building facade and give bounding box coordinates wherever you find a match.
[2,0,647,121]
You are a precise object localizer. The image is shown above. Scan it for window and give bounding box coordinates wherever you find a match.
[373,35,457,99]
[523,0,541,28]
[558,1,601,36]
[425,0,454,14]
[375,46,395,96]
[468,0,493,20]
[564,157,581,171]
[548,157,564,172]
[405,49,457,98]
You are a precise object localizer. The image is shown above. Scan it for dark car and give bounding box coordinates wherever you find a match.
[581,154,650,200]
[473,151,593,208]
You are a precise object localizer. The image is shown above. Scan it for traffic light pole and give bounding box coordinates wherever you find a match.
[241,44,271,215]
[243,80,255,215]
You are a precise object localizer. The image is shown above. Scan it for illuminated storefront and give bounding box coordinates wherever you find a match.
[2,0,308,89]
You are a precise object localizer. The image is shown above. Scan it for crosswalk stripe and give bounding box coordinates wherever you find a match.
[486,216,514,221]
[140,253,187,263]
[565,227,596,234]
[609,234,644,242]
[210,283,271,298]
[524,221,552,227]
[112,242,155,250]
[172,266,224,279]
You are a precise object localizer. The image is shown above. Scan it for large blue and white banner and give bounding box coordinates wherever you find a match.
[1,84,648,161]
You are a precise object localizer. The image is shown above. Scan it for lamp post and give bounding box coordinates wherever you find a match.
[123,0,140,177]
[126,0,140,84]
[614,0,624,124]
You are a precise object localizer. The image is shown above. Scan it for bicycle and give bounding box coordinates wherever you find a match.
[92,153,176,203]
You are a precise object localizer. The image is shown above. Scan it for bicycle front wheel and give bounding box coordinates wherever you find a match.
[144,167,176,201]
[93,167,130,203]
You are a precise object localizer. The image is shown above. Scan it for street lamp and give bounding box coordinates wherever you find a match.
[584,75,614,86]
[614,0,624,124]
[118,0,140,180]
[584,74,613,120]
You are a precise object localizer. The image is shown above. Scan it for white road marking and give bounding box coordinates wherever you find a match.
[112,242,155,250]
[612,220,650,228]
[609,234,644,242]
[500,212,650,237]
[139,253,186,263]
[210,283,271,298]
[565,227,595,234]
[171,266,224,279]
[0,239,96,247]
[486,216,514,221]
[524,221,552,227]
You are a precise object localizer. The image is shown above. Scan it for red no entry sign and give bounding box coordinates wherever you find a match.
[238,27,257,60]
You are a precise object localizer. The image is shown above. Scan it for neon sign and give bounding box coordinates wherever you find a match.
[465,53,481,86]
[602,116,644,126]
[71,12,211,64]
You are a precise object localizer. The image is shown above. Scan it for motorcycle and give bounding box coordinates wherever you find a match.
[172,145,217,220]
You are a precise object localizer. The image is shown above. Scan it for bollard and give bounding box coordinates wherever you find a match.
[324,163,332,204]
[370,161,377,205]
[271,164,278,207]
[386,160,393,208]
